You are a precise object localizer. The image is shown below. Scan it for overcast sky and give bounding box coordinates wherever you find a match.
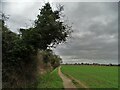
[1,1,118,64]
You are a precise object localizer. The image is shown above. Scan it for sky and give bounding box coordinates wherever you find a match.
[1,0,118,64]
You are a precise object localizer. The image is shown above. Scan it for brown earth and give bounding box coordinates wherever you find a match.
[58,66,77,90]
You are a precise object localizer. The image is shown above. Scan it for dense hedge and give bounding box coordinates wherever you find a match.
[2,2,71,88]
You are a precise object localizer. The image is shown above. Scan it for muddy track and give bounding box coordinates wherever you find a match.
[58,66,77,90]
[58,66,89,90]
[64,73,89,89]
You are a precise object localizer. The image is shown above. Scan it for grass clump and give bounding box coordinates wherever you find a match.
[37,68,64,89]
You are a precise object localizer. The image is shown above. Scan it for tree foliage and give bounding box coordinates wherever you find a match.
[40,50,62,69]
[2,14,38,88]
[20,3,71,50]
[2,3,72,88]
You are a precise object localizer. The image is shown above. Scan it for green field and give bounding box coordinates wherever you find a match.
[37,68,64,89]
[61,65,119,88]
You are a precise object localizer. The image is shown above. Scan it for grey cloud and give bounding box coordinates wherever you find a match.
[2,2,43,32]
[53,2,118,64]
[1,1,118,64]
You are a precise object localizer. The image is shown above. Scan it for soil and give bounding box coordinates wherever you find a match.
[58,66,77,90]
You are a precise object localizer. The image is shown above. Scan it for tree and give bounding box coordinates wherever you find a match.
[20,3,72,50]
[2,3,72,88]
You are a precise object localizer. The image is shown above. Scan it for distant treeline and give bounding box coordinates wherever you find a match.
[63,63,120,66]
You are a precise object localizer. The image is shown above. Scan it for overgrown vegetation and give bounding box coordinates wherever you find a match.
[2,3,71,88]
[39,50,62,69]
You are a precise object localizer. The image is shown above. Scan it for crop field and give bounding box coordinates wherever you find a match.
[61,65,119,88]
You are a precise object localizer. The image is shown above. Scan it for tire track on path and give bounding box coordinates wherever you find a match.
[58,66,77,90]
[58,66,89,90]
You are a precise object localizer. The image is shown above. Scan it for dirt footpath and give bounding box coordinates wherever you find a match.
[58,66,77,90]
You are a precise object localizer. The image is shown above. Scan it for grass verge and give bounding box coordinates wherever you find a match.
[37,68,64,89]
